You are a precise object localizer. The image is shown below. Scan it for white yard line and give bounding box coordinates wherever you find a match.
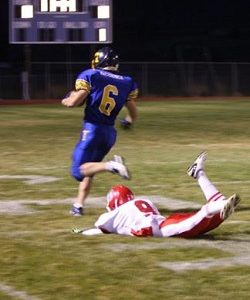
[0,196,202,215]
[0,282,40,300]
[158,236,250,272]
[0,175,60,185]
[104,235,250,272]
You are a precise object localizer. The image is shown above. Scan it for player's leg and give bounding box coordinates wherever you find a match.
[71,157,130,215]
[159,197,225,238]
[70,124,129,216]
[187,152,240,220]
[192,193,240,235]
[70,125,103,216]
[70,177,93,216]
[183,152,241,234]
[72,227,104,235]
[80,155,130,179]
[160,195,240,238]
[71,136,128,181]
[78,124,129,179]
[201,193,240,233]
[187,151,225,202]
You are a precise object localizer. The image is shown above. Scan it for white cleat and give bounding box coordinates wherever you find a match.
[220,194,241,220]
[187,151,207,179]
[109,155,130,180]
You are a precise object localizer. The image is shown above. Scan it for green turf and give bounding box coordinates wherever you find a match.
[0,99,250,299]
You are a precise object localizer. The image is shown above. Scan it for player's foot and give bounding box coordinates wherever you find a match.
[109,155,130,180]
[220,194,240,220]
[187,151,207,179]
[70,205,84,216]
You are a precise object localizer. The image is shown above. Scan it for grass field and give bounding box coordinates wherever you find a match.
[0,98,250,300]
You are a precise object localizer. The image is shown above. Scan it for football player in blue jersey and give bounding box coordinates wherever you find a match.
[62,47,138,216]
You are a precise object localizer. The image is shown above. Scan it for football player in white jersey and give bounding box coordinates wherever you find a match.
[73,152,240,238]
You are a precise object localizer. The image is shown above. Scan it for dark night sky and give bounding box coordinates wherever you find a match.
[1,1,250,64]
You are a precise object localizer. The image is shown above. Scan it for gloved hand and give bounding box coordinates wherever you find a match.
[120,118,132,129]
[72,228,83,234]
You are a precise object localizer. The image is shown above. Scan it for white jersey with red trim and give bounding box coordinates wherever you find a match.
[94,198,165,237]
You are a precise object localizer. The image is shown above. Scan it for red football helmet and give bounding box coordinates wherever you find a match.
[106,185,134,211]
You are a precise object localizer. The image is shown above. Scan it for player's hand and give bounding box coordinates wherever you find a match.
[120,118,132,129]
[61,90,85,107]
[61,91,72,106]
[72,228,83,234]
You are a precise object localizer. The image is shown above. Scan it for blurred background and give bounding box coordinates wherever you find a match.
[1,0,250,99]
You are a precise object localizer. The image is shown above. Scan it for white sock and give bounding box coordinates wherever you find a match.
[73,203,82,208]
[203,200,225,216]
[197,170,225,202]
[105,161,114,171]
[105,161,120,172]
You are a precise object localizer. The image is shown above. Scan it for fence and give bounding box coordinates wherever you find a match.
[1,61,250,99]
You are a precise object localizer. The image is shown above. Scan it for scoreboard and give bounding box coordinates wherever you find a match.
[9,0,113,44]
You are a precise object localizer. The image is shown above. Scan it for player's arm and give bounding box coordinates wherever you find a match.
[120,86,138,129]
[125,100,138,123]
[120,100,138,128]
[82,228,104,235]
[120,84,138,128]
[72,227,104,235]
[61,89,88,107]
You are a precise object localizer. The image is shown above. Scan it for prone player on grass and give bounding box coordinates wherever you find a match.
[73,152,240,237]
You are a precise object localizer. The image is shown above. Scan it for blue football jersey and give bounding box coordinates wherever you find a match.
[75,69,138,126]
